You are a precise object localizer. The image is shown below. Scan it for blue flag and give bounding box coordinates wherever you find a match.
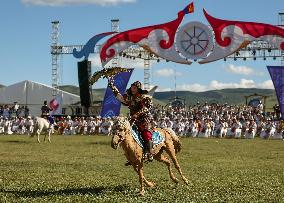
[100,69,133,118]
[267,66,284,119]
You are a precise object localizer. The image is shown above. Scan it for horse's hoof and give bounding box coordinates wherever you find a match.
[173,178,179,184]
[139,190,145,196]
[148,181,156,188]
[183,178,189,185]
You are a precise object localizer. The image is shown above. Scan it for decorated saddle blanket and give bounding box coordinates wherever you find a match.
[131,126,165,149]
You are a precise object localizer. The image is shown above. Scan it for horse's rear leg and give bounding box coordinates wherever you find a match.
[166,148,189,185]
[154,152,178,183]
[43,133,51,143]
[132,163,155,189]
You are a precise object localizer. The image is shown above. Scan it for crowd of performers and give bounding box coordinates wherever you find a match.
[152,102,283,140]
[0,102,283,140]
[0,115,113,136]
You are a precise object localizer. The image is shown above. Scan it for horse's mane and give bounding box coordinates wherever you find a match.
[114,117,131,130]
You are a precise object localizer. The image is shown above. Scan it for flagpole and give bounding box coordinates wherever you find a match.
[174,69,177,100]
[25,81,28,108]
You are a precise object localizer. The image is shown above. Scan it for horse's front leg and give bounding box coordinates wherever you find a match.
[37,130,41,143]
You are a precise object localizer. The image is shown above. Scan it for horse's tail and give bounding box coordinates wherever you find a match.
[165,128,181,153]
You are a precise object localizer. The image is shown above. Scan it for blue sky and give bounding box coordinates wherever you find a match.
[0,0,283,91]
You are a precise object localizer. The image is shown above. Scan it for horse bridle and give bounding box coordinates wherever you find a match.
[112,120,130,147]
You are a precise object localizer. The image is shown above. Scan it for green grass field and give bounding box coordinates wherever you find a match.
[0,135,283,203]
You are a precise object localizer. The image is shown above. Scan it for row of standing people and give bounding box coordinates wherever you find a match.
[56,116,113,135]
[156,117,284,140]
[0,116,114,136]
[1,114,283,140]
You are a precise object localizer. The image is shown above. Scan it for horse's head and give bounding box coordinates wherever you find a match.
[111,117,130,149]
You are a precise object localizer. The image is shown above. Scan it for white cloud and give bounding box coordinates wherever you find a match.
[225,64,264,76]
[22,0,136,6]
[154,68,182,78]
[257,80,274,89]
[157,79,274,92]
[209,79,256,89]
[176,83,207,92]
[156,87,172,92]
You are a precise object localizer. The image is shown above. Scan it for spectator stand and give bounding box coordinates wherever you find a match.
[244,93,269,112]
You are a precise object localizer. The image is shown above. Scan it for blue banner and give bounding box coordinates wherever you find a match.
[267,66,284,119]
[100,69,133,118]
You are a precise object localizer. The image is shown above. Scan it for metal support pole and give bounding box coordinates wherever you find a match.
[111,19,120,67]
[144,57,150,90]
[279,13,284,66]
[51,21,60,97]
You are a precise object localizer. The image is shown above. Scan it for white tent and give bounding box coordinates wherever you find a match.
[0,80,80,116]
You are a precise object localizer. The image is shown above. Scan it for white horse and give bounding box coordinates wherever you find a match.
[31,117,53,143]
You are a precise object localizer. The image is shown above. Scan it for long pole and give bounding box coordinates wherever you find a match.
[25,81,28,107]
[174,69,177,100]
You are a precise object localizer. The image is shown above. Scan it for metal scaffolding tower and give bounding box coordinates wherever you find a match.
[111,19,120,67]
[144,57,151,90]
[110,19,151,90]
[111,19,120,33]
[51,21,60,97]
[279,13,284,66]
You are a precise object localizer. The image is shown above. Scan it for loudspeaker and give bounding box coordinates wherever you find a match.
[78,59,92,108]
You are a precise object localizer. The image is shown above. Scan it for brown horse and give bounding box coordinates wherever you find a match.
[111,117,189,195]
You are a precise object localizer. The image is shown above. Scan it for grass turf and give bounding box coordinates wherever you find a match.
[0,135,283,202]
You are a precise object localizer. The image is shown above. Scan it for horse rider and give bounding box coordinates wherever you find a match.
[108,79,154,162]
[41,100,52,118]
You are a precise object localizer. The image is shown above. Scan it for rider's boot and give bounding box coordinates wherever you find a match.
[125,160,132,166]
[144,140,154,162]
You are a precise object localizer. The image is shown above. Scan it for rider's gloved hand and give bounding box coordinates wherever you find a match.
[108,77,115,88]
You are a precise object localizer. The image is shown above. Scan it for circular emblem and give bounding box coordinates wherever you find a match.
[175,22,214,60]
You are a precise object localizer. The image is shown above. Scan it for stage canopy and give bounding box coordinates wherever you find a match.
[0,80,80,116]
